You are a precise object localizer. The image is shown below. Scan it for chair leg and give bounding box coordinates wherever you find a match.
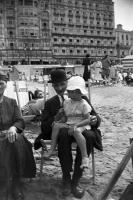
[91,148,96,184]
[40,148,44,180]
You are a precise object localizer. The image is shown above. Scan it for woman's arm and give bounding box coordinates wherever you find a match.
[7,99,25,143]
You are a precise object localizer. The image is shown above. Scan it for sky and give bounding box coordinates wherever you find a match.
[114,0,133,31]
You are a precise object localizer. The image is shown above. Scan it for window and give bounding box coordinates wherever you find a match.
[68,10,72,14]
[34,1,38,7]
[10,43,14,49]
[82,2,86,7]
[54,38,57,42]
[91,40,93,44]
[77,49,80,54]
[70,49,73,53]
[11,0,15,5]
[9,31,13,37]
[24,0,33,6]
[84,50,87,54]
[54,49,58,53]
[18,0,23,5]
[62,49,65,53]
[83,20,87,24]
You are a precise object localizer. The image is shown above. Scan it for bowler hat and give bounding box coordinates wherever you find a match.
[0,71,8,82]
[49,69,67,83]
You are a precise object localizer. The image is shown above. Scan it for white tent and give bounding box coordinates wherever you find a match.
[122,55,133,69]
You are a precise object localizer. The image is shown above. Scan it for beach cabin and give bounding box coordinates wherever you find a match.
[30,64,75,76]
[121,55,133,70]
[0,66,20,81]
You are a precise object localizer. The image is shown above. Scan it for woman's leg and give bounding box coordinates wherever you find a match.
[73,128,89,168]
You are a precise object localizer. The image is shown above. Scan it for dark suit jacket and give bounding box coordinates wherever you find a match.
[41,95,101,139]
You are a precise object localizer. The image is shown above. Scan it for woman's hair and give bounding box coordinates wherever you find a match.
[34,89,43,99]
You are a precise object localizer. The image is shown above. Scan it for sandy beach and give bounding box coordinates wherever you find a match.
[1,83,133,200]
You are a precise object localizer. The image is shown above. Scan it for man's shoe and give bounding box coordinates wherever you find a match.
[71,184,85,199]
[62,180,71,196]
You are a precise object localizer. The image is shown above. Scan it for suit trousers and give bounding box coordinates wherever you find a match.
[57,128,95,185]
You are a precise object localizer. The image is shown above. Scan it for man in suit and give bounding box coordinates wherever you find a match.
[34,69,102,199]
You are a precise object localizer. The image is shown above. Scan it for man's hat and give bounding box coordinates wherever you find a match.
[49,69,67,83]
[0,71,8,82]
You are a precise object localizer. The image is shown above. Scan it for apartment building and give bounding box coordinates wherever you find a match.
[0,0,116,65]
[0,0,52,65]
[50,0,116,63]
[116,24,132,58]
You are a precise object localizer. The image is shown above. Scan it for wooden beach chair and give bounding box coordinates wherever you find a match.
[4,81,35,122]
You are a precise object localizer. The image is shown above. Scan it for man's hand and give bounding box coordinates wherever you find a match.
[90,115,97,126]
[7,126,18,143]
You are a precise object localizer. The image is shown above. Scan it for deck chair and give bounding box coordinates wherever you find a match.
[4,81,35,122]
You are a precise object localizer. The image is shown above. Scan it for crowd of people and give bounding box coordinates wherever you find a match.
[83,54,133,86]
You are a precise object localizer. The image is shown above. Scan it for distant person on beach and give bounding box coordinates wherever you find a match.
[34,69,102,199]
[91,58,103,83]
[22,89,44,116]
[82,54,92,82]
[44,76,91,169]
[101,55,111,85]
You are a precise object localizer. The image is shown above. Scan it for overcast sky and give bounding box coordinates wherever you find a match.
[114,0,133,31]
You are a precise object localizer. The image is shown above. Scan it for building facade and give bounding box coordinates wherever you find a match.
[115,24,133,58]
[0,0,116,65]
[49,0,116,63]
[0,0,52,65]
